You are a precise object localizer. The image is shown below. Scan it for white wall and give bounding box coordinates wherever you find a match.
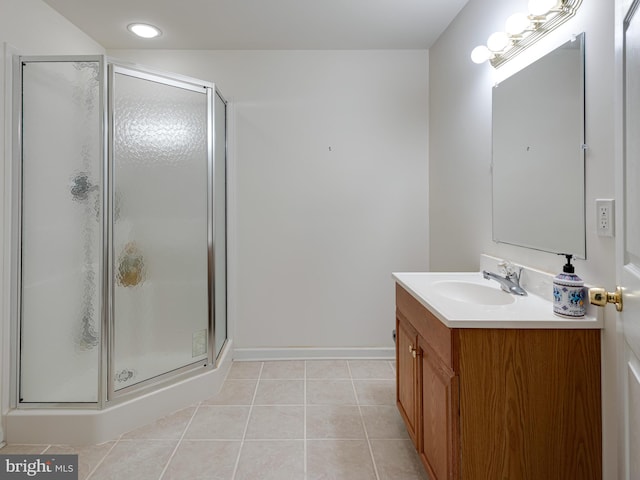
[429,0,616,477]
[108,49,430,356]
[0,0,104,444]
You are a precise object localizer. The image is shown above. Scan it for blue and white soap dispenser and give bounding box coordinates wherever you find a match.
[553,254,585,318]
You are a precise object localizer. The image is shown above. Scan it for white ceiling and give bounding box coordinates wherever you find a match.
[42,0,468,50]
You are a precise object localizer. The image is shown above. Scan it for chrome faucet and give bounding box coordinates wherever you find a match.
[482,261,527,296]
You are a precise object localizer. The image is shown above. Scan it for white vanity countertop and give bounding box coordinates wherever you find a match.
[393,272,603,329]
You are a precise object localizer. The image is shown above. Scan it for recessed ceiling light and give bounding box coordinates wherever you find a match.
[127,23,162,39]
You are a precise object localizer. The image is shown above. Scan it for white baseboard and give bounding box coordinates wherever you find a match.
[232,347,395,361]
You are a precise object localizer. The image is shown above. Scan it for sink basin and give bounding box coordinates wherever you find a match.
[431,280,516,306]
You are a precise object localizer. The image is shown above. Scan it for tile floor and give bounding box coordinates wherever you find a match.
[1,360,428,480]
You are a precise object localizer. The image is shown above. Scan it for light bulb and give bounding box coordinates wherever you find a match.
[505,12,531,35]
[528,0,559,16]
[127,23,162,39]
[487,32,510,52]
[471,45,492,64]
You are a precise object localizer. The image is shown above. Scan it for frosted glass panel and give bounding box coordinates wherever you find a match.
[112,71,209,390]
[214,92,227,359]
[20,61,102,402]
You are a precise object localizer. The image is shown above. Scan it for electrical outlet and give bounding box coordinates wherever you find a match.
[596,199,614,237]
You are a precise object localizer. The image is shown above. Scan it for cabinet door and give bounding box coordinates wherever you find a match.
[419,338,459,480]
[396,314,419,446]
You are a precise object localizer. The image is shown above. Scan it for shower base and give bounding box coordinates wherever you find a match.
[5,342,232,445]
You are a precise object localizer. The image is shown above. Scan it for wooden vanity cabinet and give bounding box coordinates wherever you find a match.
[395,284,602,480]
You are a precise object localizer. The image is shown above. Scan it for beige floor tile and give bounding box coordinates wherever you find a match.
[1,361,415,480]
[234,440,304,480]
[45,442,115,480]
[161,440,240,480]
[245,406,304,439]
[183,406,250,440]
[348,360,395,379]
[306,360,350,379]
[202,379,257,405]
[260,360,305,379]
[353,380,396,405]
[361,406,409,439]
[306,405,365,439]
[88,439,176,480]
[306,439,376,480]
[0,444,49,454]
[370,439,429,480]
[254,379,304,405]
[227,361,263,379]
[121,406,196,439]
[306,380,357,405]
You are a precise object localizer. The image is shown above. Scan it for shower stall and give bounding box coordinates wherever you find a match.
[7,55,228,443]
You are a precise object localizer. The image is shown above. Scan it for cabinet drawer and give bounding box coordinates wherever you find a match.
[396,284,454,370]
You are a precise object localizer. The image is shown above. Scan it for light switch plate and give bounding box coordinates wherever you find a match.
[596,199,614,237]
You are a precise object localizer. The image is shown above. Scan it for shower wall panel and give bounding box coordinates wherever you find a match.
[214,91,227,359]
[111,70,209,391]
[20,60,102,402]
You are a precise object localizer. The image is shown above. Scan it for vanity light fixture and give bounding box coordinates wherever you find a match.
[471,0,582,68]
[127,23,162,39]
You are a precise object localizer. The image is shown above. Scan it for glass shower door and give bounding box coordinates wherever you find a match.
[110,66,210,392]
[19,58,104,403]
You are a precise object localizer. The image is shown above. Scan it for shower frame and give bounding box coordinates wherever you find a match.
[10,55,228,410]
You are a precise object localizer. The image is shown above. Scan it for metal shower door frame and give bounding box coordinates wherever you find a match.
[11,55,108,409]
[106,61,217,402]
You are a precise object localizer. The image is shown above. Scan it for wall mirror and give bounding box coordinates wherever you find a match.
[492,33,586,258]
